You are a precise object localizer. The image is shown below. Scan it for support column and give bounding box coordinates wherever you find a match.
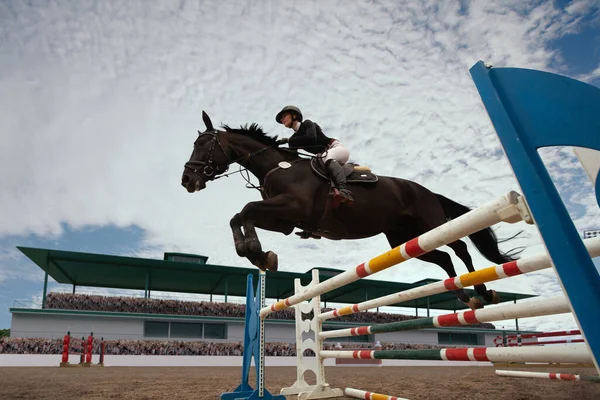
[225,278,229,303]
[514,298,520,331]
[145,271,150,299]
[42,271,49,309]
[41,252,49,309]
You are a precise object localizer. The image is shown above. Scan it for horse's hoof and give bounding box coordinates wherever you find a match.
[264,251,278,272]
[466,297,484,310]
[489,290,500,304]
[255,265,267,272]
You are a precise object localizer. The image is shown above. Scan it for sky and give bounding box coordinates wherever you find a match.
[1,0,599,337]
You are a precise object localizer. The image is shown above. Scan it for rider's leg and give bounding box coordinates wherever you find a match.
[322,142,354,204]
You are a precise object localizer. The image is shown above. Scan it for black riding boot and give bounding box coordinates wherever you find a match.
[325,159,354,205]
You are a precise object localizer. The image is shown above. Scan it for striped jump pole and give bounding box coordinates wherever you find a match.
[318,236,600,321]
[496,370,600,383]
[319,296,570,339]
[508,329,581,339]
[261,191,529,319]
[505,339,585,347]
[344,387,410,400]
[500,329,585,347]
[320,343,593,364]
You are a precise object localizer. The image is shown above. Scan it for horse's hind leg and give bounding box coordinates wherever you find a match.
[416,250,483,310]
[384,231,482,310]
[408,192,484,310]
[446,240,500,304]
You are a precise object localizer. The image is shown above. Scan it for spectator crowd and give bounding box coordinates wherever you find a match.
[45,292,495,328]
[0,337,441,356]
[0,292,493,356]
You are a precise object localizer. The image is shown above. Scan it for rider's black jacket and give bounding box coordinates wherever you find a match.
[288,120,333,154]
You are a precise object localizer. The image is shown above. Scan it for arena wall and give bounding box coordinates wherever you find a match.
[10,309,502,346]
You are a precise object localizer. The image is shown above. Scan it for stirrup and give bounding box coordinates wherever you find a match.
[331,188,354,208]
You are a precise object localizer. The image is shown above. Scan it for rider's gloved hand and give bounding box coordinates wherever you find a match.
[275,138,289,145]
[295,231,321,239]
[295,231,312,239]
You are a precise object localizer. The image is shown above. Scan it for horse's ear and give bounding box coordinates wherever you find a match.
[202,110,214,131]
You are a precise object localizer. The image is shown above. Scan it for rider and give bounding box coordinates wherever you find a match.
[275,106,354,204]
[274,105,355,206]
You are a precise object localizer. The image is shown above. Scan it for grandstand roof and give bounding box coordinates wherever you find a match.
[18,246,537,311]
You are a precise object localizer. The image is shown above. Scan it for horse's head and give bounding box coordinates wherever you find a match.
[181,111,232,193]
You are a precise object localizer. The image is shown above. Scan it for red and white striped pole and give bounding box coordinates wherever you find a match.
[496,370,600,383]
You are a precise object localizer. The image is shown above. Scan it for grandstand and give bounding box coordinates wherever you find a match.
[4,247,539,356]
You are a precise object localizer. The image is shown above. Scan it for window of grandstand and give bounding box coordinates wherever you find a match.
[437,332,482,346]
[170,322,203,338]
[144,321,169,338]
[164,253,207,264]
[204,323,227,339]
[143,321,227,339]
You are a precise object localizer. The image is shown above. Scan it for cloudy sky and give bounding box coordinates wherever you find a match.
[1,0,599,336]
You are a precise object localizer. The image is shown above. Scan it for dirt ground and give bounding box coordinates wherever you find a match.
[0,366,599,400]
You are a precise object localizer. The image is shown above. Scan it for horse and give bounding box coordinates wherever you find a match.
[181,111,520,310]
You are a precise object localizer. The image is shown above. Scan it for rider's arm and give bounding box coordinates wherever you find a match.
[288,120,317,148]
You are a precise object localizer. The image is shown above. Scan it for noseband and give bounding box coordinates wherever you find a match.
[184,130,231,180]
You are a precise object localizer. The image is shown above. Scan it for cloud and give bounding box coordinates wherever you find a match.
[1,0,598,333]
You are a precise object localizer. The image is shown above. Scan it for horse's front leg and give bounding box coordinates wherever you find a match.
[229,213,248,258]
[235,195,307,271]
[230,213,276,271]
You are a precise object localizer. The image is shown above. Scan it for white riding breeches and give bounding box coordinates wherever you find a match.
[320,140,349,164]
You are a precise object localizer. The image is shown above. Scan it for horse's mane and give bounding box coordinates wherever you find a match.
[222,123,278,146]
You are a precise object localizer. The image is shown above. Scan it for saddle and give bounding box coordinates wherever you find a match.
[310,158,378,184]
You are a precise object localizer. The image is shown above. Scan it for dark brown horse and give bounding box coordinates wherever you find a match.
[181,111,519,309]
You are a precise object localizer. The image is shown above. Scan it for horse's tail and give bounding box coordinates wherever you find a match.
[435,194,521,263]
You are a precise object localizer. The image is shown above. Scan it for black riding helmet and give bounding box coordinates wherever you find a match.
[276,105,303,124]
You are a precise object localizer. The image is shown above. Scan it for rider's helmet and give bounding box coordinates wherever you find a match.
[276,105,303,124]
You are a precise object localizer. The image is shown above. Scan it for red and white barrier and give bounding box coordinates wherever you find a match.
[496,369,600,383]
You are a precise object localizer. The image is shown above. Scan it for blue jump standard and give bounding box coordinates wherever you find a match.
[470,60,600,372]
[220,274,285,400]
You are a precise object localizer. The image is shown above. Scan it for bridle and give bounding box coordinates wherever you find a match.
[183,129,283,184]
[184,130,231,180]
[183,128,314,194]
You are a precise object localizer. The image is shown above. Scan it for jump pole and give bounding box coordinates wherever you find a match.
[344,387,410,400]
[319,296,571,339]
[496,370,600,383]
[495,329,584,347]
[507,329,581,339]
[320,344,593,364]
[504,339,585,347]
[319,236,600,321]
